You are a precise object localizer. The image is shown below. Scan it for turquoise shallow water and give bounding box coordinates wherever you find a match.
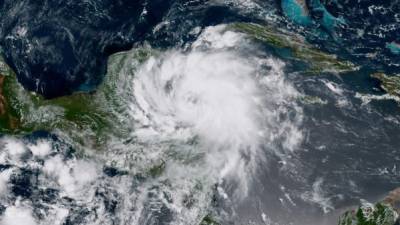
[387,42,400,55]
[281,0,312,26]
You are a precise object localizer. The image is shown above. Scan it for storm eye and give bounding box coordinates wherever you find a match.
[183,93,199,105]
[164,79,174,94]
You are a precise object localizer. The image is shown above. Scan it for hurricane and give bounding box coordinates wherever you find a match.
[1,0,400,225]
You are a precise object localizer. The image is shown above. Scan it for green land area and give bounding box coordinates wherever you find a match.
[371,72,400,99]
[339,188,400,225]
[0,47,154,148]
[229,22,357,74]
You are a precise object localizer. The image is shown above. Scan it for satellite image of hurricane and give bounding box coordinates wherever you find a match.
[0,0,400,225]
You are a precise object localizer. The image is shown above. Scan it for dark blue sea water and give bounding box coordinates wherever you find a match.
[1,0,399,96]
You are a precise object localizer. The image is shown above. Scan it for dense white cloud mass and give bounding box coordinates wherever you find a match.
[0,25,302,225]
[1,205,37,225]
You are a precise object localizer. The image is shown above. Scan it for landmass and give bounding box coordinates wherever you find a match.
[200,215,221,225]
[371,73,400,98]
[338,188,400,225]
[230,22,357,74]
[355,73,400,105]
[0,47,154,148]
[299,95,328,105]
